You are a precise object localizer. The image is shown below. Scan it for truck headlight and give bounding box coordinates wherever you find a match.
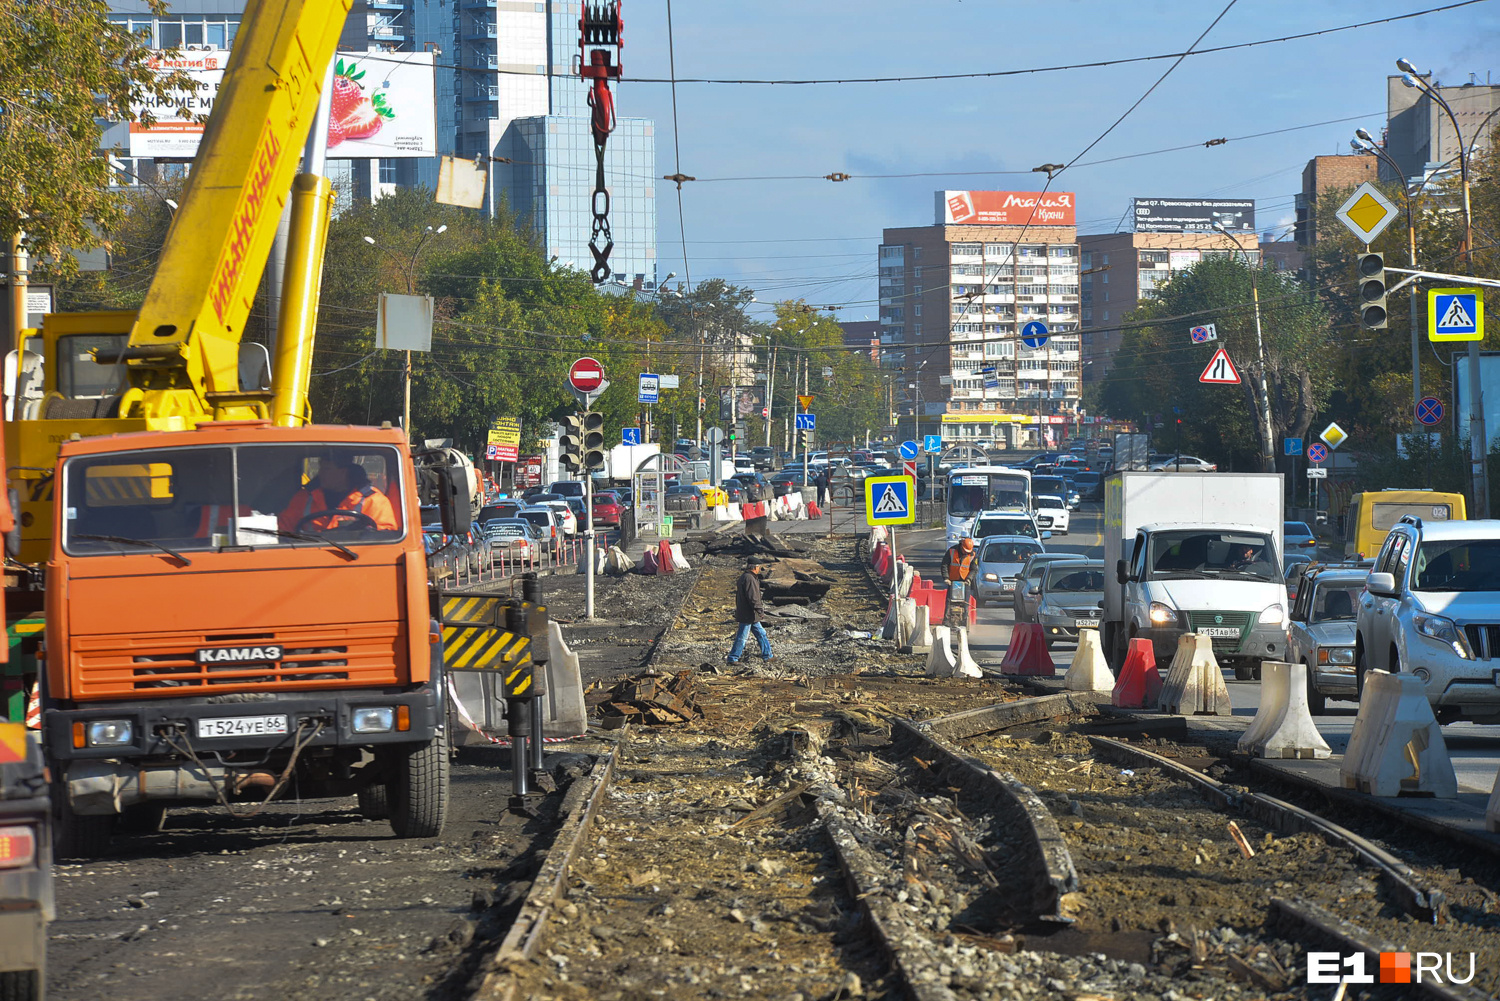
[1318,647,1355,665]
[351,707,395,734]
[1149,602,1177,626]
[86,719,133,746]
[1413,612,1472,659]
[1258,604,1286,626]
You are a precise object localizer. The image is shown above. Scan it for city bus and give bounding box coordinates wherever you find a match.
[1342,488,1467,559]
[946,466,1032,544]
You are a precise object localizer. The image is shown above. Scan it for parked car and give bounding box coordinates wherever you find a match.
[1356,515,1500,724]
[517,505,564,548]
[1034,494,1070,535]
[973,536,1046,608]
[1284,520,1319,554]
[1288,564,1367,714]
[971,509,1041,541]
[1013,553,1090,621]
[484,518,543,561]
[591,490,625,528]
[1148,455,1218,472]
[1035,560,1107,645]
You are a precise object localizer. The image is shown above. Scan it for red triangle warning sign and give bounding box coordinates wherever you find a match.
[1199,346,1241,385]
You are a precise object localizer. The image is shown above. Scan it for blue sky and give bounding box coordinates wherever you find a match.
[599,0,1499,320]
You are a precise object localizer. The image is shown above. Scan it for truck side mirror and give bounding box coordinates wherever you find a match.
[1116,559,1129,585]
[427,465,465,536]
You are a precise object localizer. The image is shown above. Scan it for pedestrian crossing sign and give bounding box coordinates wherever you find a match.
[864,475,916,525]
[1428,287,1483,342]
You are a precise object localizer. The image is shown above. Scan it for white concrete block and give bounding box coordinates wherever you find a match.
[955,627,983,678]
[725,502,742,521]
[1237,661,1331,759]
[903,610,933,655]
[895,597,919,648]
[1339,670,1457,798]
[1157,632,1232,715]
[544,621,587,738]
[1063,628,1114,692]
[925,626,956,677]
[669,542,691,570]
[605,546,633,575]
[879,593,900,641]
[870,526,889,546]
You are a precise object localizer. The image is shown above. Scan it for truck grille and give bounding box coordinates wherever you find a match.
[72,624,405,699]
[1463,624,1500,660]
[1184,611,1251,653]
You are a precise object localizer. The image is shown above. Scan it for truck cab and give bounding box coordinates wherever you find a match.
[41,423,449,857]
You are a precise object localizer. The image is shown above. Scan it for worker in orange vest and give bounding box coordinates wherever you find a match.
[279,456,399,533]
[942,536,977,628]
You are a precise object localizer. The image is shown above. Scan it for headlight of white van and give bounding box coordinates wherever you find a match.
[1258,604,1286,626]
[1148,602,1177,626]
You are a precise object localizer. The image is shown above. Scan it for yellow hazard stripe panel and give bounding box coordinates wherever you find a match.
[441,595,503,626]
[441,626,530,670]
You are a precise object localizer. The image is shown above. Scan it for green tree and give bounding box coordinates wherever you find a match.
[2,0,188,271]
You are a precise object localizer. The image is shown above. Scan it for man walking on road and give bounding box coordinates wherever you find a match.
[942,536,977,628]
[815,466,831,507]
[727,563,773,665]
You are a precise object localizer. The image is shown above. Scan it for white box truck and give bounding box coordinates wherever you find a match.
[1103,472,1288,680]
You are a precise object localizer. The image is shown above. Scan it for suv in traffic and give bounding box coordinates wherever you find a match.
[1356,515,1500,724]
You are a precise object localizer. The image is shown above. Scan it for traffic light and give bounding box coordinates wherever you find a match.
[797,428,814,450]
[581,411,606,470]
[1357,252,1387,330]
[559,414,585,471]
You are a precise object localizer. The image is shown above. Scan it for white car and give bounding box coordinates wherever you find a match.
[733,456,756,475]
[1149,455,1218,472]
[539,499,578,537]
[1034,494,1070,535]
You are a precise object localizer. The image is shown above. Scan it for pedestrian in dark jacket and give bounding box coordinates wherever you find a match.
[727,564,773,664]
[815,467,831,506]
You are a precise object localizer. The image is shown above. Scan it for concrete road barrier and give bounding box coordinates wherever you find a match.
[955,627,983,678]
[903,609,933,655]
[1339,670,1457,798]
[544,621,587,738]
[1000,623,1054,676]
[1063,628,1114,692]
[1237,661,1331,759]
[1157,632,1232,716]
[1112,638,1162,708]
[925,625,957,677]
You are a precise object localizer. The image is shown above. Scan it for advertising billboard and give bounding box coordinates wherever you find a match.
[937,191,1076,227]
[719,385,766,421]
[128,50,437,159]
[1132,198,1255,233]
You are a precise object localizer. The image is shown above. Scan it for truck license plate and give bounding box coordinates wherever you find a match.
[1197,627,1239,639]
[196,715,288,739]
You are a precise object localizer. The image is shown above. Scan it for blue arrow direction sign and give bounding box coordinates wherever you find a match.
[1284,437,1303,456]
[1020,320,1049,349]
[1416,396,1445,426]
[621,427,642,445]
[795,413,816,430]
[899,440,919,460]
[923,434,942,453]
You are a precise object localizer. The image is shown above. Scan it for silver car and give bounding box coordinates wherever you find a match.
[1288,566,1365,714]
[1036,560,1106,645]
[1012,552,1089,622]
[973,536,1045,607]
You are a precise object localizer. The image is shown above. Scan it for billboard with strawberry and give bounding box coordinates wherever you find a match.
[128,50,436,159]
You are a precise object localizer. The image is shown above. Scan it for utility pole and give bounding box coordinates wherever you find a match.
[1215,223,1275,473]
[765,343,778,448]
[8,235,28,360]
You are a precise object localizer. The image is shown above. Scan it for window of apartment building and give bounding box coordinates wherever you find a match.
[378,159,398,184]
[879,245,904,261]
[1102,253,1109,266]
[913,247,922,260]
[984,243,1014,257]
[1018,265,1045,277]
[951,243,981,257]
[1139,250,1169,264]
[1019,245,1046,257]
[1081,251,1092,269]
[1018,284,1047,295]
[1051,246,1077,258]
[114,14,241,48]
[913,266,922,279]
[1050,285,1080,295]
[913,304,922,316]
[913,323,922,336]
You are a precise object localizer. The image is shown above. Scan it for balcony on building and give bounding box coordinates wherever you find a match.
[464,21,499,39]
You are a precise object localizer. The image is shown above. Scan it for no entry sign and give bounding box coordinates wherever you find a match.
[568,357,605,394]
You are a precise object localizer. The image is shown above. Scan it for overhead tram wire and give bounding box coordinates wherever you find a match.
[351,1,1486,87]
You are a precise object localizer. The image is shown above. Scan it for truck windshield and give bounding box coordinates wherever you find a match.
[1413,539,1500,592]
[949,472,1028,517]
[1146,530,1279,582]
[63,443,405,556]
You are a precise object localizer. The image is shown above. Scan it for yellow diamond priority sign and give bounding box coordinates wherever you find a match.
[1334,182,1399,245]
[1319,421,1348,451]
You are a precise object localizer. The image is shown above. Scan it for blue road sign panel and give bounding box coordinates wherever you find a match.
[1416,396,1446,426]
[795,413,816,430]
[864,475,915,525]
[923,434,942,453]
[1429,290,1482,342]
[899,440,919,460]
[1307,443,1328,463]
[621,427,642,445]
[638,373,659,404]
[1284,437,1303,456]
[1020,320,1049,349]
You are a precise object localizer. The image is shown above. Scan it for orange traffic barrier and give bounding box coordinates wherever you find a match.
[1111,638,1162,708]
[1000,623,1055,675]
[807,501,823,518]
[657,539,676,574]
[969,594,978,626]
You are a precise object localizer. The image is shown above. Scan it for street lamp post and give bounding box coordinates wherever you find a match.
[364,224,446,440]
[1399,59,1487,516]
[1213,223,1275,473]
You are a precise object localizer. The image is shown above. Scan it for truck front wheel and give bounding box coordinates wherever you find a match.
[0,969,41,1001]
[53,785,113,861]
[386,729,450,839]
[357,783,390,820]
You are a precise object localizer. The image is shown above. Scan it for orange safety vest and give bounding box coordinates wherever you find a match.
[944,545,976,582]
[279,485,398,533]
